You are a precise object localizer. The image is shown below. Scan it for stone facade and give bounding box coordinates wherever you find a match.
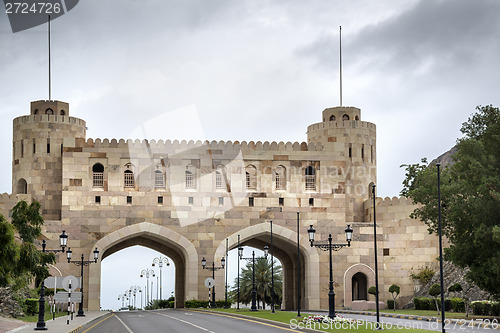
[0,100,440,311]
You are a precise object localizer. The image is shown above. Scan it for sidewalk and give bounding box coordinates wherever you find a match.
[4,311,110,333]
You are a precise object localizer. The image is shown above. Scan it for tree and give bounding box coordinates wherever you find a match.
[368,286,378,296]
[388,284,400,311]
[10,200,55,289]
[234,257,282,309]
[401,105,500,299]
[0,214,18,287]
[429,283,442,315]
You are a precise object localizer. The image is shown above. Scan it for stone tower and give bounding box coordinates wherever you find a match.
[12,100,86,220]
[306,106,377,222]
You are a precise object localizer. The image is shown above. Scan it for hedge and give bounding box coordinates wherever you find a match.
[413,297,452,311]
[471,301,500,316]
[184,300,232,308]
[387,300,395,309]
[24,299,39,316]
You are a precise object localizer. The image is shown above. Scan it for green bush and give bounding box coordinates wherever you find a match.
[410,267,435,284]
[414,297,434,310]
[471,301,499,316]
[387,300,395,309]
[215,300,231,308]
[24,298,39,316]
[492,302,500,316]
[185,299,209,308]
[450,298,465,313]
[169,301,174,308]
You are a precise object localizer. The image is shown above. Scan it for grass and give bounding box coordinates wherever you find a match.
[195,308,435,332]
[366,309,489,320]
[19,309,69,322]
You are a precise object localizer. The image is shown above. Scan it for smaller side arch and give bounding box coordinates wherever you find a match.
[343,263,375,308]
[17,178,27,194]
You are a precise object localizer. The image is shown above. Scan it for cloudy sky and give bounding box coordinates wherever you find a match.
[2,0,499,309]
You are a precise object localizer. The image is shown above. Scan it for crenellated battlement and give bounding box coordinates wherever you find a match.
[84,138,324,152]
[13,115,86,127]
[307,120,376,133]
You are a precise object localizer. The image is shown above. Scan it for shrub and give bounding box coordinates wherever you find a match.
[169,301,174,308]
[492,302,500,316]
[368,286,378,296]
[410,267,435,284]
[450,298,465,313]
[471,301,499,316]
[185,299,209,308]
[387,300,395,309]
[24,298,39,316]
[215,300,231,308]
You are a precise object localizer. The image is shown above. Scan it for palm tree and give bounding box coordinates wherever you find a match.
[234,257,282,309]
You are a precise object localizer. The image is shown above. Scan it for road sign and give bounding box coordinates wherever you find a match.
[62,275,79,291]
[204,277,215,288]
[44,276,62,289]
[54,292,82,303]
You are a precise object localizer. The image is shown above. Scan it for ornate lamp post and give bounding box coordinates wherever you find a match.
[238,246,269,311]
[117,293,127,309]
[437,163,446,333]
[307,224,353,318]
[201,256,225,308]
[66,246,99,317]
[270,221,275,313]
[129,286,141,309]
[237,235,240,309]
[140,269,155,306]
[35,231,68,331]
[152,257,170,301]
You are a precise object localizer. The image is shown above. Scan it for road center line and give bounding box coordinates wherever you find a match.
[153,312,216,333]
[81,313,115,333]
[114,313,135,333]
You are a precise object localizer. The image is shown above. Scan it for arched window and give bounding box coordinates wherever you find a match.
[34,109,39,115]
[155,170,165,189]
[355,115,359,121]
[305,166,316,190]
[329,115,336,122]
[17,178,27,194]
[124,169,135,188]
[245,165,257,190]
[45,108,54,115]
[342,114,350,121]
[185,170,195,189]
[275,165,286,190]
[60,110,66,116]
[92,163,104,188]
[352,272,368,301]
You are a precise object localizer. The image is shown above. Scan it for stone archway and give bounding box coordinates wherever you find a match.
[343,263,375,308]
[87,222,198,310]
[213,222,320,310]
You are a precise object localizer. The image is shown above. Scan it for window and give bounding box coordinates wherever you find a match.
[188,197,194,205]
[185,170,195,189]
[218,197,224,206]
[60,110,66,116]
[17,178,27,194]
[383,248,390,256]
[275,165,286,190]
[249,197,254,207]
[361,144,364,161]
[45,108,54,115]
[124,170,135,188]
[342,114,350,121]
[155,170,165,189]
[33,139,36,155]
[95,196,101,204]
[349,144,352,158]
[309,198,314,207]
[279,198,284,206]
[127,196,132,204]
[355,115,359,121]
[329,115,336,121]
[158,196,163,205]
[20,140,24,158]
[245,165,257,190]
[305,166,316,191]
[215,170,224,189]
[92,163,104,188]
[47,138,50,154]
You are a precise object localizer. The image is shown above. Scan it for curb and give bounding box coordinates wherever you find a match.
[336,310,500,330]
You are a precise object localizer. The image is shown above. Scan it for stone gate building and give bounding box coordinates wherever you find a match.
[0,100,439,310]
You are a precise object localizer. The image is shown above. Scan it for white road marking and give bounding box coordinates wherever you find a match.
[153,312,216,333]
[115,313,134,333]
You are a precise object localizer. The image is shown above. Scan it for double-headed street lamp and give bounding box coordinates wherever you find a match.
[307,225,353,319]
[117,293,127,309]
[129,286,142,309]
[238,245,269,311]
[152,257,170,301]
[66,247,99,317]
[35,231,68,331]
[201,257,225,308]
[140,269,155,305]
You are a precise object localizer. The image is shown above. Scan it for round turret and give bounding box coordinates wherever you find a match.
[12,100,86,220]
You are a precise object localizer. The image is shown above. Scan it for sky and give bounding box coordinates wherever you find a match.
[1,0,500,310]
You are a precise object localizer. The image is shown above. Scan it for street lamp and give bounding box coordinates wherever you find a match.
[201,256,225,308]
[140,269,155,306]
[129,286,141,309]
[372,184,381,329]
[307,224,353,318]
[117,293,127,309]
[270,220,275,313]
[152,257,170,301]
[239,246,269,311]
[437,163,446,333]
[35,231,68,331]
[66,246,99,317]
[237,235,240,310]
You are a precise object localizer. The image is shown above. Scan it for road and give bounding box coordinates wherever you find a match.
[80,309,296,333]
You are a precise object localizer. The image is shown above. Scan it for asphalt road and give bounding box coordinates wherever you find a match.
[80,309,296,333]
